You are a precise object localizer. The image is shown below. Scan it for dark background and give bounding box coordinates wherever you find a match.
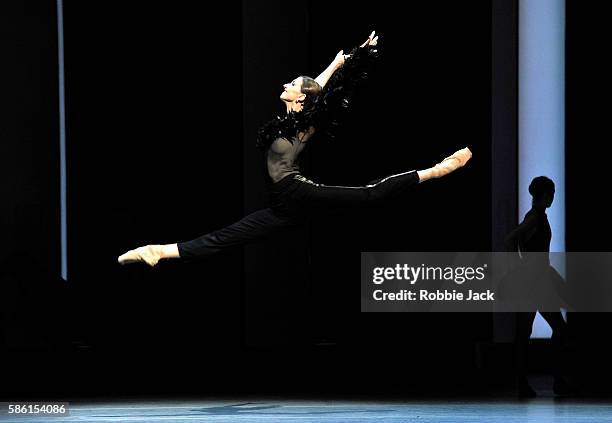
[1,0,611,398]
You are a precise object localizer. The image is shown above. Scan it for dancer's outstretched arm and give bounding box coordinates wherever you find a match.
[315,51,345,89]
[315,30,378,88]
[416,147,472,183]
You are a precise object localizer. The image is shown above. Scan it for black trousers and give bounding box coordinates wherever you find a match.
[177,170,420,259]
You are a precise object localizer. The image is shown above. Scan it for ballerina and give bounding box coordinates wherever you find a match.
[118,31,472,267]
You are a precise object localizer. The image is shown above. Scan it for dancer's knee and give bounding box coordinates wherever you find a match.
[366,185,386,203]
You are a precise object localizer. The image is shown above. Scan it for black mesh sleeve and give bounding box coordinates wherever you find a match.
[305,43,380,137]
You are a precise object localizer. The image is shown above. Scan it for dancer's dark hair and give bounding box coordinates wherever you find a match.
[256,43,380,150]
[299,76,322,110]
[528,176,555,198]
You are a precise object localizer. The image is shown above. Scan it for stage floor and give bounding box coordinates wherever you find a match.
[2,399,612,422]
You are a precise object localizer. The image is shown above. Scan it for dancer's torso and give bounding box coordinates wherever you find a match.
[520,209,551,252]
[266,129,315,183]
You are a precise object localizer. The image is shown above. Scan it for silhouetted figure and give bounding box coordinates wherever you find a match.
[505,176,572,397]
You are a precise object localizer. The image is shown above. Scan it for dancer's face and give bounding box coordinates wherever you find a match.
[534,190,555,209]
[544,191,555,208]
[280,77,306,103]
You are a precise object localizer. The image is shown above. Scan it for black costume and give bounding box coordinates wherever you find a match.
[177,43,420,260]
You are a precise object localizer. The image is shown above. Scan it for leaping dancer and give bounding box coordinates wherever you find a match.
[118,31,472,267]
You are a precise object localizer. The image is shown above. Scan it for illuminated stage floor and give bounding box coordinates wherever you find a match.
[3,399,612,422]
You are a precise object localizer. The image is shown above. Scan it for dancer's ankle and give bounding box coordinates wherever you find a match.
[432,160,459,178]
[159,244,179,259]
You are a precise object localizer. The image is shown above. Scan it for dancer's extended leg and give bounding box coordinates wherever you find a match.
[118,147,471,266]
[118,208,297,266]
[292,147,472,213]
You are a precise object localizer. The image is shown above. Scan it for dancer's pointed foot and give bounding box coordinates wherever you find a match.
[118,245,162,267]
[433,147,472,177]
[442,147,472,167]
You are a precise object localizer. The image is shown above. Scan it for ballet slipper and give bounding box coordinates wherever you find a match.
[433,147,472,177]
[118,245,162,267]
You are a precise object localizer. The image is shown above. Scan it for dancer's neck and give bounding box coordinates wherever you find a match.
[285,101,303,114]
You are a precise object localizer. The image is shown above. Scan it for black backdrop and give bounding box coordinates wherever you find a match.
[3,0,612,398]
[64,0,245,355]
[303,0,491,349]
[565,0,612,394]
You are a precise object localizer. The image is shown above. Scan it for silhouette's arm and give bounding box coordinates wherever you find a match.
[504,214,538,251]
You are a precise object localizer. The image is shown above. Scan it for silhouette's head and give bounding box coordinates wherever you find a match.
[280,76,322,110]
[529,176,555,209]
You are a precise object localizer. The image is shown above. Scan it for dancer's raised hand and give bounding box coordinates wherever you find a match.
[333,49,350,68]
[360,30,379,48]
